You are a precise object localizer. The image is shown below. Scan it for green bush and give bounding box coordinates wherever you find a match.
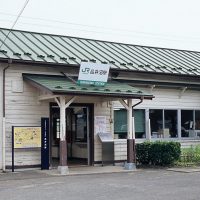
[136,141,181,166]
[135,142,151,165]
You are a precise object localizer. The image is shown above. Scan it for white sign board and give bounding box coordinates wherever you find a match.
[95,116,107,134]
[78,62,110,86]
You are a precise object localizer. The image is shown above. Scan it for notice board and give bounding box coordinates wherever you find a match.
[13,126,41,148]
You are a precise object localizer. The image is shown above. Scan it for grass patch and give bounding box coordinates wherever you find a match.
[175,145,200,167]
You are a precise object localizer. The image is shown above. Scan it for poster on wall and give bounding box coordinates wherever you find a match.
[95,116,107,134]
[13,127,41,148]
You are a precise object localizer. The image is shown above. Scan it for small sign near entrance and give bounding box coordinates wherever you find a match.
[41,118,49,170]
[95,116,107,134]
[78,62,110,86]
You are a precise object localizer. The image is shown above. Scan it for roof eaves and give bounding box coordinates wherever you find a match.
[52,90,154,99]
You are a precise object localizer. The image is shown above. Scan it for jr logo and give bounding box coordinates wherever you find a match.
[82,68,90,74]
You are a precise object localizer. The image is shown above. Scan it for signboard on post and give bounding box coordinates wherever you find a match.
[12,126,41,172]
[13,127,41,148]
[78,62,110,86]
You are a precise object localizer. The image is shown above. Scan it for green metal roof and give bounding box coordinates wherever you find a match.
[23,74,153,99]
[1,27,200,76]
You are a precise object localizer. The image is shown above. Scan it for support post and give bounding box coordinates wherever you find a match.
[178,109,181,139]
[124,99,136,170]
[2,117,6,172]
[56,96,76,175]
[57,96,68,175]
[145,109,151,140]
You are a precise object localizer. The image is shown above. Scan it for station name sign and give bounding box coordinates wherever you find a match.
[78,62,110,86]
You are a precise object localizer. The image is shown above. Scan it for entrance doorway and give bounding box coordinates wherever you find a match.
[50,103,94,167]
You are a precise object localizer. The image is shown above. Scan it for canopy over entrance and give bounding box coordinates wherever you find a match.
[23,73,153,99]
[23,73,153,174]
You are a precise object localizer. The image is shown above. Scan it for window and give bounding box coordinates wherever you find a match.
[114,109,145,139]
[150,109,177,138]
[195,111,200,130]
[74,107,88,142]
[135,110,145,138]
[114,109,127,139]
[180,110,200,138]
[164,110,177,138]
[149,109,163,138]
[181,110,193,137]
[56,118,60,139]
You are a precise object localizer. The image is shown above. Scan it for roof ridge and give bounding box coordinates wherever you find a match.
[0,27,199,54]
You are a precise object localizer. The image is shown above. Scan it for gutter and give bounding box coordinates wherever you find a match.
[2,59,12,172]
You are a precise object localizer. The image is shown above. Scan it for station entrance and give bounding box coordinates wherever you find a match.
[50,103,93,167]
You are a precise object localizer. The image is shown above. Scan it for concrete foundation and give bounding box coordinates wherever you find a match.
[58,166,69,175]
[124,162,136,170]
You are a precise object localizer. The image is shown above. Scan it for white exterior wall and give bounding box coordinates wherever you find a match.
[3,63,200,167]
[94,102,113,162]
[113,87,200,162]
[139,88,200,109]
[0,67,3,169]
[114,139,200,161]
[5,65,57,167]
[114,87,200,110]
[3,64,113,167]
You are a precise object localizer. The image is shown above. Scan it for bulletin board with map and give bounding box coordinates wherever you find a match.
[13,126,41,148]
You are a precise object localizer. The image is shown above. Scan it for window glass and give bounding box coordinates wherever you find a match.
[195,111,200,130]
[181,110,193,137]
[164,110,177,138]
[114,109,127,139]
[114,109,145,139]
[149,109,163,138]
[135,110,145,138]
[74,107,87,142]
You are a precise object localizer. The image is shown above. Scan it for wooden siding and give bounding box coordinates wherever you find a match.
[114,87,200,110]
[114,139,200,162]
[2,63,200,167]
[4,64,113,166]
[5,65,51,166]
[94,102,113,162]
[0,68,3,168]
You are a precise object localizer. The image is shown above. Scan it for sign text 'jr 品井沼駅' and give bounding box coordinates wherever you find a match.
[77,62,110,86]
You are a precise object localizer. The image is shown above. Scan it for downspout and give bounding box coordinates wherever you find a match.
[132,96,144,108]
[2,59,12,172]
[132,97,144,163]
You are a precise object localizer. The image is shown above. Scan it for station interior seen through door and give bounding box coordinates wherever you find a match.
[50,104,92,167]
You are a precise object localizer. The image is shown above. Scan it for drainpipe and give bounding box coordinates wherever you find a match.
[2,59,12,172]
[132,97,144,163]
[132,97,144,109]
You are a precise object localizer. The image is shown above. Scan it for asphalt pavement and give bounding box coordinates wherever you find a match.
[0,168,200,200]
